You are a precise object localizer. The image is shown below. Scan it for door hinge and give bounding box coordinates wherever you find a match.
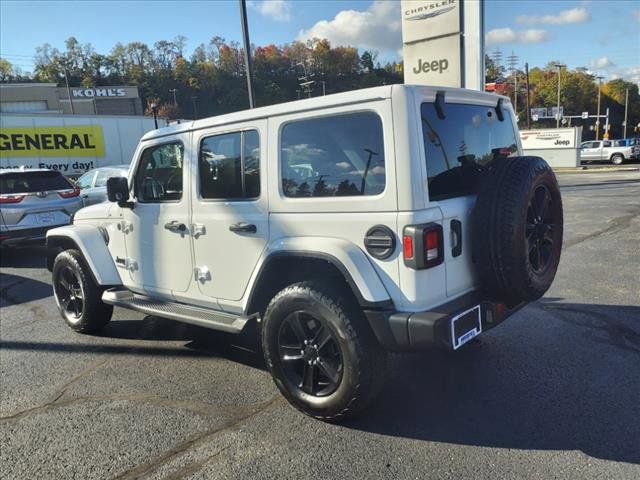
[116,221,133,234]
[194,266,211,283]
[115,257,138,271]
[191,223,206,238]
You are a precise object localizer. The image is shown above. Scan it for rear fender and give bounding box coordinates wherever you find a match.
[245,236,392,311]
[46,224,122,286]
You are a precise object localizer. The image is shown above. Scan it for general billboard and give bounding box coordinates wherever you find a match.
[519,128,577,150]
[0,126,105,158]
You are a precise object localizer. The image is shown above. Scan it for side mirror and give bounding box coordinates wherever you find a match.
[107,176,133,208]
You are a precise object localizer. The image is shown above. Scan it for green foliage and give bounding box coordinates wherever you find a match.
[12,36,402,120]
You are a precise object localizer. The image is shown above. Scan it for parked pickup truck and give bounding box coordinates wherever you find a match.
[580,139,639,165]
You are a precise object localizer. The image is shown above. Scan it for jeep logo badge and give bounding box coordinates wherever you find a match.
[413,58,449,75]
[36,191,47,198]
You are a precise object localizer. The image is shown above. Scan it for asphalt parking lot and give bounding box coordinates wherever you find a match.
[1,169,639,480]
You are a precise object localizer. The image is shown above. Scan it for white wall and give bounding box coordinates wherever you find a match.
[0,113,156,175]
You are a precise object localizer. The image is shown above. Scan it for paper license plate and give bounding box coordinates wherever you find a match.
[451,305,482,350]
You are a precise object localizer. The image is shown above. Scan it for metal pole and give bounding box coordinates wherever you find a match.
[169,89,177,106]
[63,68,75,114]
[605,107,610,139]
[151,103,158,129]
[191,96,198,119]
[554,64,564,128]
[525,62,531,129]
[596,76,603,140]
[239,0,255,108]
[623,88,629,138]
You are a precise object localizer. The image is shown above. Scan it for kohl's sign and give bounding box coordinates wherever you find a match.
[72,88,126,98]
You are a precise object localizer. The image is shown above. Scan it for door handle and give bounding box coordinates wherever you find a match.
[81,194,89,198]
[229,222,257,234]
[451,219,462,257]
[164,220,187,233]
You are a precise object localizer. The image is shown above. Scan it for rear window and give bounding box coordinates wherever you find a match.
[421,102,518,201]
[0,171,73,194]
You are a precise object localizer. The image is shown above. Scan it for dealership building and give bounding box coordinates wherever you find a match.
[0,83,144,116]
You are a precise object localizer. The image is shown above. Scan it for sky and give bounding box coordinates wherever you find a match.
[1,0,638,84]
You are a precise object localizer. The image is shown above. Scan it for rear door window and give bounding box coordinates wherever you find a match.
[280,112,385,197]
[0,171,73,194]
[421,102,518,201]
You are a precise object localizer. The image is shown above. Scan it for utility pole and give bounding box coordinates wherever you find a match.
[63,68,75,115]
[506,51,519,120]
[596,76,603,140]
[239,0,255,108]
[623,88,629,138]
[553,63,565,128]
[169,88,178,106]
[525,62,531,129]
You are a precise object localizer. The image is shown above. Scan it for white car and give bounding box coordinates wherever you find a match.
[46,85,563,421]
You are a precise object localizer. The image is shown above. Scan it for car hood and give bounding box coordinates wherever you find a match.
[74,202,114,221]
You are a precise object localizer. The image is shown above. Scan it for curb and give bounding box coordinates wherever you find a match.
[554,166,639,174]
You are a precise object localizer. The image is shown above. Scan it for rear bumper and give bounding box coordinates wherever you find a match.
[365,291,526,352]
[0,225,67,246]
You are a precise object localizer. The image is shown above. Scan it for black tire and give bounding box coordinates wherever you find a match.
[611,153,624,165]
[261,281,386,421]
[52,249,113,333]
[472,156,563,305]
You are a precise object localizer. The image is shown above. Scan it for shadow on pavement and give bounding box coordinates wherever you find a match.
[345,300,640,465]
[0,246,48,268]
[0,272,52,306]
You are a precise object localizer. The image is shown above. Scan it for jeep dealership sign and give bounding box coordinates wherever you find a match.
[402,0,484,90]
[519,128,578,150]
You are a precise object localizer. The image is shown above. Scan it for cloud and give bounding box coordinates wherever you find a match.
[589,57,615,69]
[251,0,291,22]
[298,0,401,54]
[516,7,591,25]
[485,28,548,47]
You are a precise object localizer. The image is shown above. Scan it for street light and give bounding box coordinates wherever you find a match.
[169,88,178,106]
[150,103,158,129]
[553,63,566,129]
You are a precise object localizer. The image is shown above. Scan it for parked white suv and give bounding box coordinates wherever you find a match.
[47,85,563,421]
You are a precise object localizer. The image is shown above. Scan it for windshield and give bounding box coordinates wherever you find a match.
[421,102,519,201]
[0,171,73,194]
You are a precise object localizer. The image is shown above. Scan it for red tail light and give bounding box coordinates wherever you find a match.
[0,194,25,204]
[58,187,80,199]
[403,235,414,259]
[403,223,444,269]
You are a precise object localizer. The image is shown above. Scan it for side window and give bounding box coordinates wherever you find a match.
[76,171,95,189]
[280,112,385,197]
[199,130,260,199]
[602,141,612,148]
[134,142,184,203]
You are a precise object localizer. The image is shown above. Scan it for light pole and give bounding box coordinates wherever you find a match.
[595,76,603,140]
[169,88,178,106]
[239,0,255,108]
[623,88,629,139]
[553,63,565,128]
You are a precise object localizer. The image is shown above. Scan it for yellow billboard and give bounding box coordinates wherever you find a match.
[0,125,105,157]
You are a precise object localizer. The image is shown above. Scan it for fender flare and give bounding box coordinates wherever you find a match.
[244,237,392,312]
[46,224,122,286]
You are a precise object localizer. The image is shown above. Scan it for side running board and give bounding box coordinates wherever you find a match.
[102,289,252,333]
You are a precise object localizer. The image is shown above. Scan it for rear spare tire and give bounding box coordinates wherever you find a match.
[472,156,563,305]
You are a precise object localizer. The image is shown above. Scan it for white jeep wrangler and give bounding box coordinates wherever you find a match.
[47,85,563,421]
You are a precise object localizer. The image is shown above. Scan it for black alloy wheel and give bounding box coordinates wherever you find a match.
[55,265,85,321]
[526,184,556,273]
[278,311,343,397]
